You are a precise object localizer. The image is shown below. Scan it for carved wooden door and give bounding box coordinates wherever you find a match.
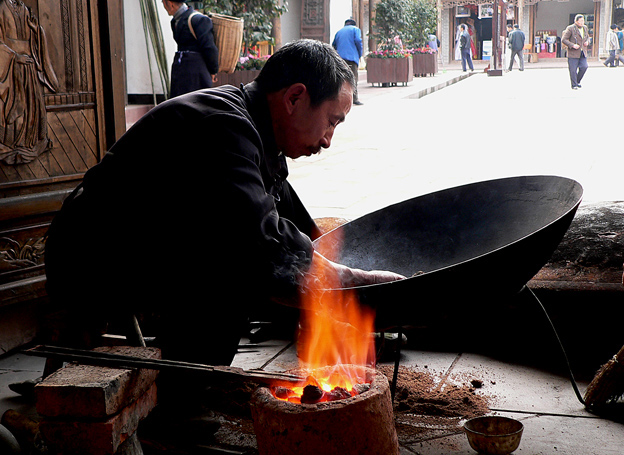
[301,0,330,43]
[0,0,122,352]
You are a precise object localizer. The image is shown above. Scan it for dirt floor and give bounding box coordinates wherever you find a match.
[139,364,492,454]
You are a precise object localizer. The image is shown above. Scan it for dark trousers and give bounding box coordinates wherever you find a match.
[567,53,588,88]
[344,59,360,102]
[461,48,474,71]
[509,49,524,70]
[604,50,624,66]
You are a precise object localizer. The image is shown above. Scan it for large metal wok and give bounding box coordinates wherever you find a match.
[313,175,583,329]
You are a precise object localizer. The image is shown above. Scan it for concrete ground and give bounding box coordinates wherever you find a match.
[2,56,624,454]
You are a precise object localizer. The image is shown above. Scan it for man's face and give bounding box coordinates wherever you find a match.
[162,0,176,16]
[576,17,585,27]
[280,83,353,160]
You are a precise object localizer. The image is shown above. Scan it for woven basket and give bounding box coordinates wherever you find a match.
[211,13,244,74]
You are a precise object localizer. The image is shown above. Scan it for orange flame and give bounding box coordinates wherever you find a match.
[295,241,376,395]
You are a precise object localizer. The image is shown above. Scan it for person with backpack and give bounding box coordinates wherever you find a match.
[163,0,219,97]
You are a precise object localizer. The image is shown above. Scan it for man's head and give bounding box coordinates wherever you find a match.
[507,24,513,31]
[611,24,618,30]
[345,18,357,26]
[257,40,355,159]
[575,14,584,26]
[460,24,467,31]
[513,24,520,29]
[162,0,183,16]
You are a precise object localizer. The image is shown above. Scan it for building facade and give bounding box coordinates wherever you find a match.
[438,0,618,65]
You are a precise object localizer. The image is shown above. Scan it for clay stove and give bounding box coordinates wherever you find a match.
[251,365,399,455]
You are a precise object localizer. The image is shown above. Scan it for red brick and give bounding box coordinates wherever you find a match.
[36,346,161,419]
[39,383,157,455]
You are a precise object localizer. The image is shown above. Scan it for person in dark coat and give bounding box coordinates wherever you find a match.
[163,0,219,97]
[459,24,474,72]
[507,24,525,71]
[44,40,403,384]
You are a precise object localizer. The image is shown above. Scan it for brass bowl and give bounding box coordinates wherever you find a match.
[463,416,524,455]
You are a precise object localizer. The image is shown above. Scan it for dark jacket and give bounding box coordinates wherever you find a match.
[508,29,525,52]
[45,83,315,366]
[460,30,470,50]
[170,7,219,97]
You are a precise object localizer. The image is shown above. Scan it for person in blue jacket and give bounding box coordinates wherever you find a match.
[332,18,364,105]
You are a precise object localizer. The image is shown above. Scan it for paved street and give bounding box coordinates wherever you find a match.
[288,63,621,221]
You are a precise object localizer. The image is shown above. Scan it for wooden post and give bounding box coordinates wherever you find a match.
[98,0,127,148]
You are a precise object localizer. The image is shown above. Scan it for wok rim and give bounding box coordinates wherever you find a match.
[314,174,584,292]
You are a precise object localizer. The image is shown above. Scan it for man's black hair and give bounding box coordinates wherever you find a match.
[255,39,355,107]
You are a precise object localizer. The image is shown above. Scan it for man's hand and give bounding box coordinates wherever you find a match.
[573,44,580,49]
[311,251,405,288]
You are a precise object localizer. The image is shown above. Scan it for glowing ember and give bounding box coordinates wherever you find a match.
[272,236,376,403]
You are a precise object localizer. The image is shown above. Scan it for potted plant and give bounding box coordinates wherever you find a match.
[202,0,286,84]
[366,39,414,86]
[412,45,438,77]
[367,0,420,86]
[404,0,438,77]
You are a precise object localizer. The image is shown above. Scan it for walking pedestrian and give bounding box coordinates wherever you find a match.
[508,24,525,71]
[332,18,364,105]
[604,24,623,67]
[562,14,590,90]
[162,0,219,98]
[459,24,474,72]
[616,25,624,66]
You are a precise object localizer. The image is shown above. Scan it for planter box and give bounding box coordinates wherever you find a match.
[366,56,413,86]
[214,69,261,87]
[413,53,438,77]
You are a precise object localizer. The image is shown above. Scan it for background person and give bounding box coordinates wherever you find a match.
[508,24,525,71]
[562,14,590,89]
[604,24,622,67]
[162,0,219,97]
[332,18,364,105]
[459,24,474,71]
[617,26,624,63]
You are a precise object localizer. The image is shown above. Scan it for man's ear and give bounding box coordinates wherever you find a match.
[283,83,308,114]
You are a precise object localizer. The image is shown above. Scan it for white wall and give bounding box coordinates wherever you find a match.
[330,0,355,44]
[281,0,355,46]
[534,0,593,37]
[281,0,302,45]
[124,0,175,96]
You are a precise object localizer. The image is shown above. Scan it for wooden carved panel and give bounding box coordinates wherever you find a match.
[301,0,330,43]
[0,0,117,350]
[0,0,102,184]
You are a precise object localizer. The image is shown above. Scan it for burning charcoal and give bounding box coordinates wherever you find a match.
[353,383,370,395]
[305,375,321,388]
[272,386,295,399]
[301,384,324,404]
[325,386,352,402]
